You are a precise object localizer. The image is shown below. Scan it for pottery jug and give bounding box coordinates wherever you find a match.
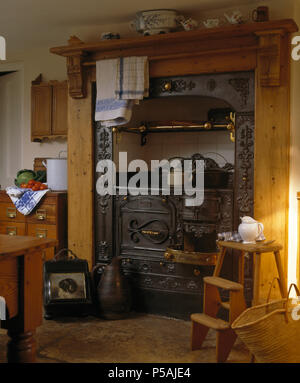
[238,216,264,244]
[97,256,132,320]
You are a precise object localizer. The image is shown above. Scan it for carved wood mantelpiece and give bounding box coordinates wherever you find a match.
[50,20,297,98]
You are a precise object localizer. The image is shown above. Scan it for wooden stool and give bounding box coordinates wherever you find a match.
[191,240,286,363]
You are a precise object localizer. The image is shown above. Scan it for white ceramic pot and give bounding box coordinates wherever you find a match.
[42,151,67,191]
[131,9,180,35]
[238,216,263,244]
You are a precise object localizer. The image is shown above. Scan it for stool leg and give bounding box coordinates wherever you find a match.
[213,247,226,277]
[229,290,246,324]
[191,283,220,350]
[216,329,237,363]
[274,251,287,298]
[238,251,245,285]
[252,252,261,305]
[191,321,210,351]
[216,289,246,363]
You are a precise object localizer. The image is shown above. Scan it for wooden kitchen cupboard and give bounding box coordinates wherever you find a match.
[0,191,67,260]
[31,80,68,141]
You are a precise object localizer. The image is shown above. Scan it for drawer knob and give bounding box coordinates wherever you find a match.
[6,227,17,236]
[6,207,16,218]
[36,209,47,220]
[36,228,47,238]
[36,233,46,238]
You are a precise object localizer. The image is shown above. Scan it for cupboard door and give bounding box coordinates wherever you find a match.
[31,84,52,139]
[52,81,68,136]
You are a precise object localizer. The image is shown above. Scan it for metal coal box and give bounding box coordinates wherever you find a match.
[43,249,92,319]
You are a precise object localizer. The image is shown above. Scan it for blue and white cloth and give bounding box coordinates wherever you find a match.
[95,56,148,127]
[115,56,149,100]
[5,186,49,216]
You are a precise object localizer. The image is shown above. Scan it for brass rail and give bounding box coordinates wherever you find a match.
[112,112,236,143]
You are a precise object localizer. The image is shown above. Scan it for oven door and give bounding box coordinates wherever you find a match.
[115,195,177,257]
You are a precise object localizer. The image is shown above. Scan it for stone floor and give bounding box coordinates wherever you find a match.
[0,313,250,363]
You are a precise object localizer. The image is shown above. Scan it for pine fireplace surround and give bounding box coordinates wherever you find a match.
[51,19,298,301]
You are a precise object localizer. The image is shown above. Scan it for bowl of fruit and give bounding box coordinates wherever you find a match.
[20,179,48,191]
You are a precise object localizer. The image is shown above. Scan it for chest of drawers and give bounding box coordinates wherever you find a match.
[0,190,67,260]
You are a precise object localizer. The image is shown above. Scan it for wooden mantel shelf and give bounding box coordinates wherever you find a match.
[50,19,297,98]
[50,19,297,57]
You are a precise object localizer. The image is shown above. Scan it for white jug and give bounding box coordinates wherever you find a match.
[238,216,265,244]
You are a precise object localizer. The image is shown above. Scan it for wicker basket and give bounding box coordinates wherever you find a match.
[232,281,300,363]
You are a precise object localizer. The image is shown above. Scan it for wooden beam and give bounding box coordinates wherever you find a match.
[254,32,291,300]
[67,75,94,268]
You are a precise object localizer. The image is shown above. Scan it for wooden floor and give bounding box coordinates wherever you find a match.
[0,313,250,363]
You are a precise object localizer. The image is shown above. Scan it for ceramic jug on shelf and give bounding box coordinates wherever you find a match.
[238,216,265,244]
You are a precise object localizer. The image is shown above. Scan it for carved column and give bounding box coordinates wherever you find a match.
[67,53,85,98]
[94,124,114,263]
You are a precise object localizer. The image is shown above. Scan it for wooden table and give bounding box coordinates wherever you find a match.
[0,234,57,363]
[216,240,286,305]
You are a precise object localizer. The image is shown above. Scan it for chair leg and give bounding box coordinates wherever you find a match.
[216,329,237,363]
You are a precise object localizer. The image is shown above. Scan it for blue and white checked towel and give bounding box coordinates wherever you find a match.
[115,56,149,100]
[95,56,148,126]
[6,186,49,216]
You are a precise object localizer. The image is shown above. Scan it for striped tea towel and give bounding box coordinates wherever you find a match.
[6,186,49,216]
[115,56,149,100]
[95,59,134,127]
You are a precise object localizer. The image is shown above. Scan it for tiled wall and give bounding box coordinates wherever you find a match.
[113,95,235,170]
[114,130,234,170]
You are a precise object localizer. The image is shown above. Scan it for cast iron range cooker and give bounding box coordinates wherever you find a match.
[94,72,255,319]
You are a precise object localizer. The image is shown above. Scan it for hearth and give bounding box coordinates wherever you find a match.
[94,71,255,319]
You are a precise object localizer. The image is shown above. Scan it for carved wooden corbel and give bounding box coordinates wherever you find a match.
[255,29,284,87]
[67,52,85,98]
